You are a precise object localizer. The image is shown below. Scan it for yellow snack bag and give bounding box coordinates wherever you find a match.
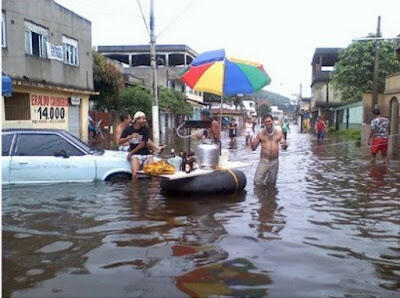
[143,161,176,175]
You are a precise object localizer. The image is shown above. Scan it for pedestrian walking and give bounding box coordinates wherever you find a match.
[244,118,254,146]
[369,108,390,167]
[251,114,287,186]
[281,117,290,140]
[228,118,238,149]
[315,116,327,141]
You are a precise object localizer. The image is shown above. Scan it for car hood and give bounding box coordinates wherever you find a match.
[102,149,129,159]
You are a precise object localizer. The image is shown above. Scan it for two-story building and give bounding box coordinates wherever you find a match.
[97,44,206,132]
[310,48,343,125]
[1,0,95,141]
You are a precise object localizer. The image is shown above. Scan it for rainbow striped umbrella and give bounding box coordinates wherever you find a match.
[180,49,271,96]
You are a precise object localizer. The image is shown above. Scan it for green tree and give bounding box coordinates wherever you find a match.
[118,85,152,119]
[91,51,123,111]
[203,92,230,106]
[331,35,400,102]
[257,104,271,119]
[159,87,193,116]
[227,95,245,110]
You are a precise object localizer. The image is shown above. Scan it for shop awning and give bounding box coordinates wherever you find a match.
[2,75,12,96]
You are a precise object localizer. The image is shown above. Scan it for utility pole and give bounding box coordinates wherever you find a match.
[371,16,381,109]
[150,0,160,145]
[299,83,302,100]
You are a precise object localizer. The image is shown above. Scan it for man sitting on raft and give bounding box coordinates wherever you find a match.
[122,111,166,181]
[251,114,287,186]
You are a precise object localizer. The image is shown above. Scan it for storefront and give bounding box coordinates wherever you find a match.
[2,80,95,142]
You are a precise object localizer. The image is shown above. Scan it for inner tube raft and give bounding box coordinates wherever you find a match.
[160,169,247,194]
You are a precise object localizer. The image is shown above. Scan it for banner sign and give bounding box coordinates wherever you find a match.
[31,94,68,128]
[46,42,64,61]
[70,96,81,105]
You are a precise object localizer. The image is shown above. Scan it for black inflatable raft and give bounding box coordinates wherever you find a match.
[160,169,247,194]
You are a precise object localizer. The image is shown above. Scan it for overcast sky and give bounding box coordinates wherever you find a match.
[56,0,400,98]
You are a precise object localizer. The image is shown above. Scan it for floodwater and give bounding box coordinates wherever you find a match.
[3,126,400,297]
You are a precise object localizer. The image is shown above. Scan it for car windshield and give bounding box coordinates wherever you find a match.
[62,132,103,155]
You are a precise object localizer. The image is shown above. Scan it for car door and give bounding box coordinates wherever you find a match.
[1,133,15,185]
[9,133,96,184]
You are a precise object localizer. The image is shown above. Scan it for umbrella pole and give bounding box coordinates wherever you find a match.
[219,93,223,155]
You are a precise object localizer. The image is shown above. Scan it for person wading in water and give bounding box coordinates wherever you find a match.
[228,118,238,149]
[369,108,390,167]
[251,114,287,186]
[196,109,221,143]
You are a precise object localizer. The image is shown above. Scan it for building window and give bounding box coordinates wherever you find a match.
[2,11,6,48]
[24,21,48,58]
[63,36,79,66]
[5,92,31,120]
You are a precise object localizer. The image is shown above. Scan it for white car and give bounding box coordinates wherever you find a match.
[2,129,133,184]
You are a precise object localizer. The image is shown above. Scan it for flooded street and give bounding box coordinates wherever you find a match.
[3,126,400,298]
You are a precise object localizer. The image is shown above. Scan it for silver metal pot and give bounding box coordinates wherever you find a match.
[195,141,220,170]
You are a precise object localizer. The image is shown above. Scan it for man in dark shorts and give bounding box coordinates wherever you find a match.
[121,111,154,181]
[369,108,390,167]
[228,118,238,149]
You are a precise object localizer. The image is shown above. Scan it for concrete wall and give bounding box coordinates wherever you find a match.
[311,82,341,108]
[362,73,400,158]
[335,104,363,129]
[2,0,93,90]
[385,72,400,92]
[349,105,363,123]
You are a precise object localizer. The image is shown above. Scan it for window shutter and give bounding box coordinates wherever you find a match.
[63,44,67,62]
[24,31,31,54]
[40,35,48,58]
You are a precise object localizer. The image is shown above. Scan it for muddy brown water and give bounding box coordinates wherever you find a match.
[3,126,400,297]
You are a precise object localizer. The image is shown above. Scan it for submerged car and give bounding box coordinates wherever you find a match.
[2,129,133,184]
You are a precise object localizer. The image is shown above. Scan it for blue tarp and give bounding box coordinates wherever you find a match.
[2,75,12,96]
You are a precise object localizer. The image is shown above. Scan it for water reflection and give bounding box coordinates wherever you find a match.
[176,258,271,297]
[253,186,285,240]
[3,127,400,297]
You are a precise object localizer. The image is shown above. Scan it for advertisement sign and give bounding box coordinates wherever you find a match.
[70,96,81,105]
[31,94,68,129]
[46,42,64,61]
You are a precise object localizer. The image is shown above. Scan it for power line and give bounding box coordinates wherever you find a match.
[156,0,194,39]
[136,0,150,36]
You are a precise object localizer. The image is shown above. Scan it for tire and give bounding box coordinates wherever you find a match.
[160,169,247,195]
[105,172,131,183]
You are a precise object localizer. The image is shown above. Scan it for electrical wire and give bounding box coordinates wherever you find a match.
[136,0,150,36]
[156,0,194,39]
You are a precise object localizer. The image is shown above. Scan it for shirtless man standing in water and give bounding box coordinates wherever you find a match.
[251,114,287,186]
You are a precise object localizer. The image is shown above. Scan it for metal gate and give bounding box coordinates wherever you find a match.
[68,104,81,138]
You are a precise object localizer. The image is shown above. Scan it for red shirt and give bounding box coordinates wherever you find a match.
[316,120,326,132]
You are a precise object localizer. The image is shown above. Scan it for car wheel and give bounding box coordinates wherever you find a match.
[105,173,131,183]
